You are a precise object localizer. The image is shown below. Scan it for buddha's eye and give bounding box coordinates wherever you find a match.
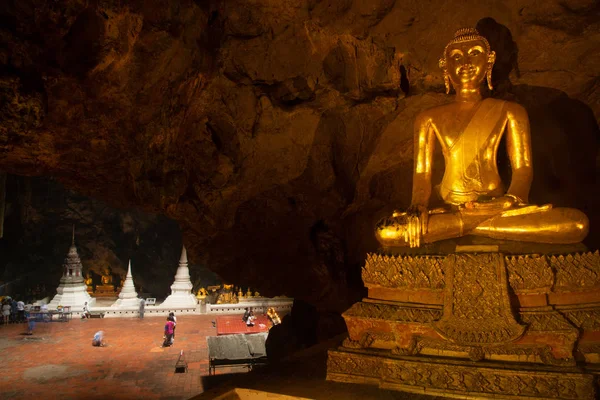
[469,48,482,56]
[453,54,461,60]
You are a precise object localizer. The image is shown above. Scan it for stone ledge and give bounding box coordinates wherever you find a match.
[327,347,596,399]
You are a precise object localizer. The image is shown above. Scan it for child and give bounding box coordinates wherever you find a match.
[26,312,35,335]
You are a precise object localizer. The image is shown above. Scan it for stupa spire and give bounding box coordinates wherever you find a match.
[72,225,75,246]
[160,244,197,308]
[180,245,188,264]
[111,259,139,308]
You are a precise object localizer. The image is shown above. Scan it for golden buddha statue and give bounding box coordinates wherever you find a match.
[100,266,113,285]
[376,28,588,248]
[85,272,93,287]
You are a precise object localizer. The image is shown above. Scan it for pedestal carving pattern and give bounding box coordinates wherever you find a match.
[433,253,525,345]
[330,250,600,398]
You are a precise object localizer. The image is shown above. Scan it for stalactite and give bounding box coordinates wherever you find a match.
[0,172,6,238]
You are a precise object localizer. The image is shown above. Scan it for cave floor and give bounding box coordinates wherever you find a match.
[0,315,221,400]
[0,315,441,400]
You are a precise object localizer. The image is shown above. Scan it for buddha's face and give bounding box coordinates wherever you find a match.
[444,39,494,90]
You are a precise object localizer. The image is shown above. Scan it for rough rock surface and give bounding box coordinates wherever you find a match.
[0,0,599,312]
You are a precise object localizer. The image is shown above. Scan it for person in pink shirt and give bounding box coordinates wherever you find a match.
[163,317,175,347]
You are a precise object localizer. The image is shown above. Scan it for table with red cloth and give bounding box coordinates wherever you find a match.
[216,315,270,335]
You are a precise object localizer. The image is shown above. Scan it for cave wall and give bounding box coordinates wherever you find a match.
[0,0,599,311]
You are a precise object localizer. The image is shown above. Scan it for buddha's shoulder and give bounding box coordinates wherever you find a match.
[415,101,459,122]
[416,98,526,119]
[484,97,526,112]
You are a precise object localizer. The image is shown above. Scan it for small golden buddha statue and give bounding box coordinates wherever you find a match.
[238,288,244,298]
[100,266,113,285]
[196,287,208,299]
[267,307,281,325]
[376,28,588,248]
[246,288,252,297]
[85,272,93,287]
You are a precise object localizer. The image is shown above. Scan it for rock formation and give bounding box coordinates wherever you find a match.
[0,0,599,314]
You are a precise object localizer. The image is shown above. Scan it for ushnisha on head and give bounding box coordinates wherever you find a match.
[439,28,496,94]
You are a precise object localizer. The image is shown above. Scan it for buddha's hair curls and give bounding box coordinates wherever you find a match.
[443,28,491,58]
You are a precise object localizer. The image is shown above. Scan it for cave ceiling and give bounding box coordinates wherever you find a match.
[1,0,599,311]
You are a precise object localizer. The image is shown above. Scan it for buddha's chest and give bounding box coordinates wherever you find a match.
[432,109,505,152]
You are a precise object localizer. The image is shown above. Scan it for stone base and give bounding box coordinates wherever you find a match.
[160,293,198,309]
[48,282,94,310]
[327,347,596,399]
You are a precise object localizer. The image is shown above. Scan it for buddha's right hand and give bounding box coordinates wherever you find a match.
[405,205,428,248]
[461,196,518,215]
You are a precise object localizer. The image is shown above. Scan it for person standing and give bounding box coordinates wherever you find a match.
[16,299,25,323]
[139,298,145,319]
[26,311,35,335]
[2,300,10,325]
[163,317,175,347]
[10,298,17,323]
[168,312,177,342]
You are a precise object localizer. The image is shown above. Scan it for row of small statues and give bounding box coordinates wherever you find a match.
[84,266,118,287]
[196,285,261,304]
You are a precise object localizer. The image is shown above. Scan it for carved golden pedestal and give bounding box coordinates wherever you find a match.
[93,284,119,298]
[327,246,600,398]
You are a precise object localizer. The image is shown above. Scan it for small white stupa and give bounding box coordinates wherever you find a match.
[111,260,140,308]
[49,227,95,310]
[160,246,198,308]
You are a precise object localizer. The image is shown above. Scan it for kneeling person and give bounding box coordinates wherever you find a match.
[92,331,106,347]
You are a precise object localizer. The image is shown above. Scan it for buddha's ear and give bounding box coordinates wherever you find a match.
[438,57,446,69]
[488,51,496,65]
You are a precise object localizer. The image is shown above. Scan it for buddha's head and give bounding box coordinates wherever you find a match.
[439,28,495,94]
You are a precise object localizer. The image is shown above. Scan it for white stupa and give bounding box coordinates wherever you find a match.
[111,260,140,308]
[48,228,95,310]
[160,246,198,308]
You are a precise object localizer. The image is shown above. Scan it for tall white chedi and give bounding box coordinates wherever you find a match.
[49,228,95,310]
[161,246,198,308]
[111,260,140,308]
